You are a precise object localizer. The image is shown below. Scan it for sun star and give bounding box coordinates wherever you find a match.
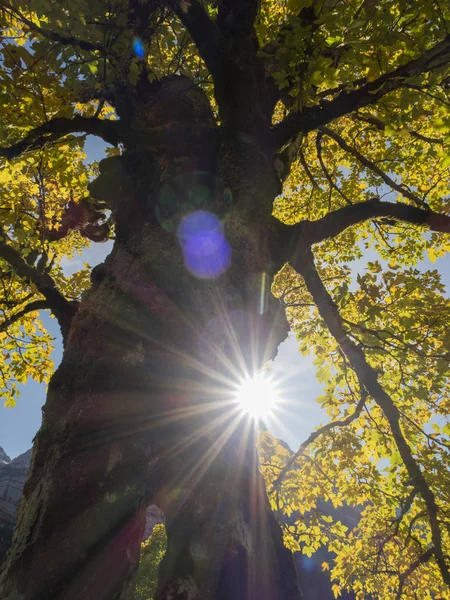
[235,372,280,419]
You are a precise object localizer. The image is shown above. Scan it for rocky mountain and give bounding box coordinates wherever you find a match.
[0,445,355,598]
[0,448,165,567]
[0,446,11,466]
[0,446,32,561]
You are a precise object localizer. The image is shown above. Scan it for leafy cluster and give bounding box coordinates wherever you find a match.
[267,260,450,598]
[257,2,450,595]
[0,4,110,406]
[0,140,98,405]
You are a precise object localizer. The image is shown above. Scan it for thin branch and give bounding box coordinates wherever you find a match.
[319,126,428,208]
[389,489,417,535]
[402,83,450,107]
[343,317,449,362]
[313,76,368,100]
[0,1,112,55]
[298,148,319,189]
[0,235,77,340]
[292,250,450,586]
[0,300,48,333]
[0,116,122,160]
[315,131,352,205]
[273,34,450,148]
[395,548,434,600]
[353,113,444,146]
[272,389,367,491]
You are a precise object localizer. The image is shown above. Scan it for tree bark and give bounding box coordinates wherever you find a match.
[0,77,302,599]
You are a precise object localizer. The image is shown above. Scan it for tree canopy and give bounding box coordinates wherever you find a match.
[0,1,450,599]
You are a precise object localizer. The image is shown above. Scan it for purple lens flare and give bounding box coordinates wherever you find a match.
[177,211,231,279]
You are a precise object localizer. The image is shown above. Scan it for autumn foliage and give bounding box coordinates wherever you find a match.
[0,1,449,598]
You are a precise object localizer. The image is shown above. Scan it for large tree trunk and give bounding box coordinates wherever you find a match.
[0,77,301,600]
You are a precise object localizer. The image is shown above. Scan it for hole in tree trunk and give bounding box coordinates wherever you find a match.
[135,505,167,600]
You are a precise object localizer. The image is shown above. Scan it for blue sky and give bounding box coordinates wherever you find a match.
[0,136,449,458]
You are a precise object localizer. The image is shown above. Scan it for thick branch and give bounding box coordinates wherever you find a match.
[274,34,450,148]
[274,198,450,273]
[0,238,77,340]
[292,251,450,586]
[217,0,259,35]
[285,199,450,259]
[168,0,222,81]
[168,1,271,134]
[275,133,304,182]
[0,116,122,160]
[0,300,48,333]
[319,126,427,207]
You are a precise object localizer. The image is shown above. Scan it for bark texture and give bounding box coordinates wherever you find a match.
[0,77,301,599]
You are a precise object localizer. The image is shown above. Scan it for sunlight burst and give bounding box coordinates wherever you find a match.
[235,373,280,419]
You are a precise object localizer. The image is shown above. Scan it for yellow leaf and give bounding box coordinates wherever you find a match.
[332,584,341,598]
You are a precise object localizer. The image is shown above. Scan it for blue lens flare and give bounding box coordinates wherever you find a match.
[177,211,231,279]
[132,38,145,60]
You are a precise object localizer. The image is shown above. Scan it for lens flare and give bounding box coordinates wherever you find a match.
[132,38,145,59]
[177,210,231,279]
[235,373,279,419]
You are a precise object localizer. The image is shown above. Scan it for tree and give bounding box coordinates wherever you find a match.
[0,0,449,598]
